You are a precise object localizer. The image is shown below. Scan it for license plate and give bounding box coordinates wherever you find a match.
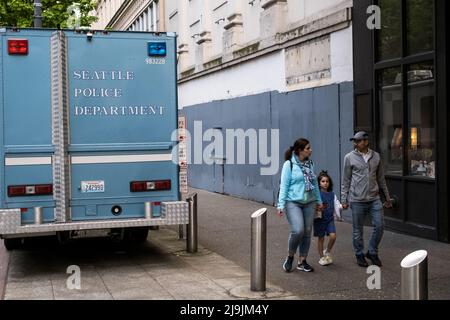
[81,181,105,193]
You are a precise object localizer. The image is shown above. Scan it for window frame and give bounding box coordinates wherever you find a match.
[373,0,437,179]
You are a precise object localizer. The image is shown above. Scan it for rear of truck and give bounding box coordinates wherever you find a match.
[0,28,187,250]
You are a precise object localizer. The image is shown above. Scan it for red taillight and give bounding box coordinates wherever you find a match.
[8,186,26,197]
[155,180,171,190]
[8,39,28,55]
[130,182,146,192]
[130,180,171,192]
[35,184,53,195]
[8,184,53,197]
[153,202,161,206]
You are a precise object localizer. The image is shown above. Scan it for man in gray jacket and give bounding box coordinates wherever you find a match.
[341,131,392,267]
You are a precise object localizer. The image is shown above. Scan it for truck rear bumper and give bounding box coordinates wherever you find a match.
[0,201,189,237]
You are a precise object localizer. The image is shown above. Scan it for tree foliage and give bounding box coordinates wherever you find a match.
[0,0,98,28]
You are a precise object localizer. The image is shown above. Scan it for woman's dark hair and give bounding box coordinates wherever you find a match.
[284,138,310,161]
[317,170,333,192]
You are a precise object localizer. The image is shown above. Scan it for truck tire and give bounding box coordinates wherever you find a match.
[125,227,149,243]
[4,238,23,251]
[57,231,70,245]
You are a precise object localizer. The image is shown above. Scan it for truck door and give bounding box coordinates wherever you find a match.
[63,31,179,221]
[1,29,55,224]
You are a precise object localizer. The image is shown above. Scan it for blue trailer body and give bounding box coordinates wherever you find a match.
[0,28,188,245]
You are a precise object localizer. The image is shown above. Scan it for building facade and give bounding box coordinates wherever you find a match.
[93,1,450,242]
[93,0,355,208]
[93,0,164,31]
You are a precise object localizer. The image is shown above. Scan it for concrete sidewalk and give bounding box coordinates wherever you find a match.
[3,228,298,300]
[190,187,450,300]
[3,187,450,300]
[0,240,9,300]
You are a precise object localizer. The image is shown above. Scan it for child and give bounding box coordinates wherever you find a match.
[314,171,343,266]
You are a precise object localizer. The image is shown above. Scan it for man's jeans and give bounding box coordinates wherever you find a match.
[350,199,384,256]
[285,201,315,258]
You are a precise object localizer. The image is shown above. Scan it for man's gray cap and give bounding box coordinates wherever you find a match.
[350,131,369,141]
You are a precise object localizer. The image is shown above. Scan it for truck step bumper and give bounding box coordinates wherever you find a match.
[0,201,189,236]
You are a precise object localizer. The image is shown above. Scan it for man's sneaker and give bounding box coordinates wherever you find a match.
[356,254,369,267]
[366,252,382,267]
[297,260,314,272]
[283,256,294,272]
[318,256,331,266]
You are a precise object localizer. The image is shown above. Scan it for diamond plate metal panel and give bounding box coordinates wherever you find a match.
[0,209,21,234]
[1,201,189,236]
[51,31,71,223]
[161,201,189,224]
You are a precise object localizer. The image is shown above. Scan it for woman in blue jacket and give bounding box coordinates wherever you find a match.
[277,138,323,273]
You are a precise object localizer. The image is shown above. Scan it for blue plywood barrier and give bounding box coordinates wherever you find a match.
[184,82,354,206]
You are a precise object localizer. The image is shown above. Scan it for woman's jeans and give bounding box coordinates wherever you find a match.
[285,201,316,258]
[350,199,384,256]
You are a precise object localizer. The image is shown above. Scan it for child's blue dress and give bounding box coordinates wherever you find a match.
[314,191,337,237]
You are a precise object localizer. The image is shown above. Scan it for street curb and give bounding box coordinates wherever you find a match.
[0,240,10,300]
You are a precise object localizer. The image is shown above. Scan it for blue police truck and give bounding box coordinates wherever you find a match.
[0,28,188,250]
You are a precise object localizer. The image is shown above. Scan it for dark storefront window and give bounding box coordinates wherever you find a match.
[407,62,435,178]
[377,0,402,60]
[378,68,403,176]
[354,0,447,241]
[406,0,434,55]
[376,0,435,180]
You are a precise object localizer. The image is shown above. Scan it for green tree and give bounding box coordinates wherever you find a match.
[0,0,98,28]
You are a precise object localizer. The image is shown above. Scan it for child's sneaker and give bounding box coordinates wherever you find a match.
[323,249,333,264]
[318,256,330,266]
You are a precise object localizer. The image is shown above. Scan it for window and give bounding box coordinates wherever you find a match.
[406,0,434,55]
[378,68,403,176]
[407,62,435,178]
[377,0,434,60]
[128,1,159,32]
[375,0,435,180]
[377,0,402,61]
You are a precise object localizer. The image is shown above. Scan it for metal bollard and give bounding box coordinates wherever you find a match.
[186,193,198,253]
[34,207,43,225]
[251,208,267,291]
[178,225,184,240]
[401,250,428,300]
[145,202,152,219]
